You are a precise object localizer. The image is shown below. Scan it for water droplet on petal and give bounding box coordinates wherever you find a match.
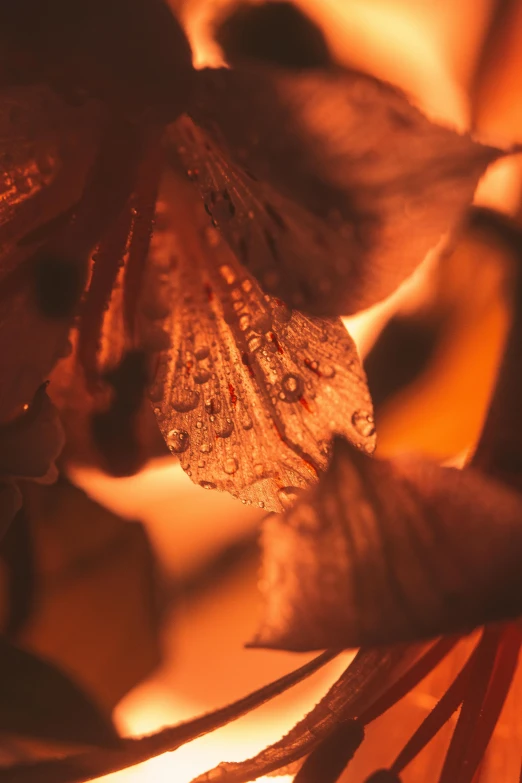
[205,396,222,415]
[200,442,213,453]
[194,345,210,360]
[322,364,336,378]
[351,410,376,438]
[167,429,190,453]
[171,388,200,412]
[224,457,238,474]
[219,264,236,285]
[215,418,234,438]
[194,369,211,384]
[280,373,304,403]
[278,486,303,509]
[200,481,217,490]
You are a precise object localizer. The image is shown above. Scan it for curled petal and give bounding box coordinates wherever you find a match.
[254,437,522,649]
[183,68,502,315]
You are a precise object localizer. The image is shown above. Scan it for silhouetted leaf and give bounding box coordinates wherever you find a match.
[0,636,118,747]
[255,437,522,649]
[181,66,502,316]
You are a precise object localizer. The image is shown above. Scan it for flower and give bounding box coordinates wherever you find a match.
[0,0,500,520]
[0,1,521,781]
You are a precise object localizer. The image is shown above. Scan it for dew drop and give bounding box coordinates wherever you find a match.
[224,457,238,474]
[194,345,210,360]
[280,373,304,403]
[215,418,234,438]
[277,486,303,509]
[196,420,203,429]
[205,396,222,415]
[258,501,265,508]
[200,481,217,490]
[167,429,190,453]
[322,364,336,378]
[251,312,272,334]
[194,369,211,384]
[200,442,213,453]
[219,264,236,285]
[171,388,200,412]
[351,411,376,438]
[254,463,264,476]
[241,414,253,430]
[247,335,264,353]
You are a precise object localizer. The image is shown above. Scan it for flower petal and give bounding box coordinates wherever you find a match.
[254,437,522,649]
[182,67,502,315]
[140,167,375,511]
[0,384,64,480]
[469,208,522,489]
[0,84,101,420]
[0,636,118,747]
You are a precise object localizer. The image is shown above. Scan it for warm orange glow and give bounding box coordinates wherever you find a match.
[72,1,522,781]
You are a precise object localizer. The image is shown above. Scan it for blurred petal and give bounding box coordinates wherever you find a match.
[368,206,514,461]
[18,479,161,712]
[469,208,522,488]
[255,437,522,650]
[214,1,332,70]
[0,636,118,747]
[471,0,522,144]
[140,168,375,511]
[0,84,101,420]
[0,386,64,480]
[0,482,22,539]
[181,66,501,315]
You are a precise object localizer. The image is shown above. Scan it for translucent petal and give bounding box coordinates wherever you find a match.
[140,167,375,511]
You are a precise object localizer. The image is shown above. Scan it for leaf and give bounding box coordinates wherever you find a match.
[291,719,364,783]
[0,635,118,747]
[0,650,339,783]
[254,437,522,649]
[180,66,502,316]
[15,479,161,712]
[139,165,375,511]
[187,646,416,783]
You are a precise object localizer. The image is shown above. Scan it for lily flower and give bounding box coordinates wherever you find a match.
[1,2,521,782]
[0,0,503,520]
